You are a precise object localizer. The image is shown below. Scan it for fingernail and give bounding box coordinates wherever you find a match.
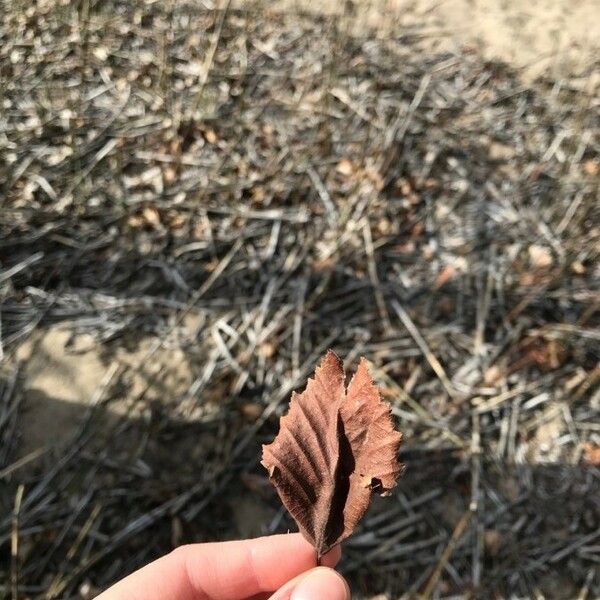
[290,567,350,600]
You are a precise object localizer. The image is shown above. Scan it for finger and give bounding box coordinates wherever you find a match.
[320,544,341,568]
[96,533,341,600]
[269,567,350,600]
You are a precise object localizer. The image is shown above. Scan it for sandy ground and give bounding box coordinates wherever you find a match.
[274,0,599,81]
[16,327,197,455]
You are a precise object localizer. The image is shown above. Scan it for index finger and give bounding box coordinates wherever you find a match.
[96,533,341,600]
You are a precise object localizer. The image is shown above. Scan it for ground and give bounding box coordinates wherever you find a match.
[11,0,600,459]
[0,0,598,598]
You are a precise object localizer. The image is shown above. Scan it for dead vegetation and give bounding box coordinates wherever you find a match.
[0,0,599,598]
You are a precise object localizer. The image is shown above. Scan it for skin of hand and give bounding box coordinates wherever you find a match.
[95,533,350,600]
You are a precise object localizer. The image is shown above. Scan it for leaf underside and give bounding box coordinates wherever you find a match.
[261,351,403,557]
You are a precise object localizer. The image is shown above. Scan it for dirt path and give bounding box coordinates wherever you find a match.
[274,0,599,81]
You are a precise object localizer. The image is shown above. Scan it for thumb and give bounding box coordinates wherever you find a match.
[269,566,350,600]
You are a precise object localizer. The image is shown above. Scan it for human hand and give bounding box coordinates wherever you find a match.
[96,533,350,600]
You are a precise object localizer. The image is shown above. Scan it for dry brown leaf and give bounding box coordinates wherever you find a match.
[127,214,144,228]
[434,264,457,289]
[376,218,392,235]
[520,335,567,370]
[528,244,553,268]
[261,351,403,558]
[204,128,218,144]
[583,158,599,176]
[582,442,600,466]
[483,365,503,385]
[336,159,354,176]
[411,222,425,238]
[484,529,502,556]
[240,402,263,421]
[392,241,416,255]
[166,210,186,230]
[142,206,161,227]
[313,256,335,271]
[258,341,276,358]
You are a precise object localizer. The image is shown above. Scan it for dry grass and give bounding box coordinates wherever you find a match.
[1,1,599,598]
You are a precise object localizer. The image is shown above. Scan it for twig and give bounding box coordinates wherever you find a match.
[307,166,337,223]
[471,412,483,590]
[363,219,392,330]
[421,508,473,598]
[192,0,232,115]
[0,253,44,285]
[391,300,459,400]
[0,447,47,480]
[11,484,24,600]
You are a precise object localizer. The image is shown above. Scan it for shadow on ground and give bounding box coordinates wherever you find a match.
[1,365,598,599]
